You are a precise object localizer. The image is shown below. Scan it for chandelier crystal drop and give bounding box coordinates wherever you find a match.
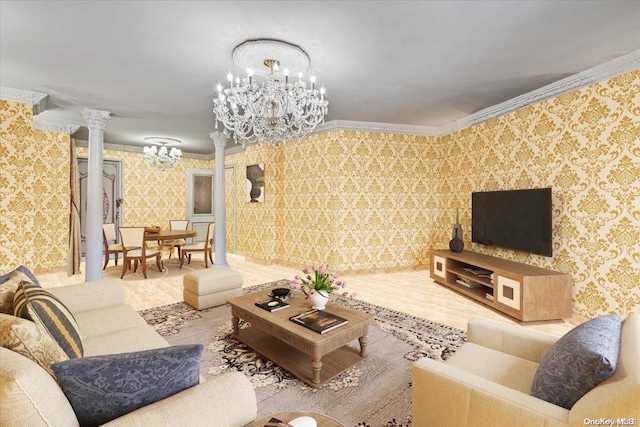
[143,137,182,171]
[213,39,328,147]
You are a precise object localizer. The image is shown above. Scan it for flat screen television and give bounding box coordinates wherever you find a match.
[471,188,552,257]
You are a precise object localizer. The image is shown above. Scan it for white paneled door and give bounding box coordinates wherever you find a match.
[78,157,122,257]
[186,166,236,251]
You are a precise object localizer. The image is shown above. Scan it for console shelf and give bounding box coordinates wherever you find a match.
[430,249,572,321]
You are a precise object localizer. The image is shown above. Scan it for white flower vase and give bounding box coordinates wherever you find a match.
[310,292,329,310]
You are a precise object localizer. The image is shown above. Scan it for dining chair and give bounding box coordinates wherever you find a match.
[180,222,214,269]
[102,223,124,269]
[162,219,190,259]
[118,227,162,279]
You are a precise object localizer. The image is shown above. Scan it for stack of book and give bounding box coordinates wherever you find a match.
[455,277,483,288]
[462,267,494,283]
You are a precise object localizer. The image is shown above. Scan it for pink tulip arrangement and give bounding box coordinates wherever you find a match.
[293,263,355,299]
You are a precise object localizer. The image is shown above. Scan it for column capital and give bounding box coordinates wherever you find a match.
[82,108,111,130]
[210,131,229,149]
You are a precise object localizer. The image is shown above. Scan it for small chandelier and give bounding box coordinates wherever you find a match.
[143,137,182,171]
[213,39,328,147]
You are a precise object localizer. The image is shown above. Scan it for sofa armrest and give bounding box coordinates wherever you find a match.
[467,318,559,363]
[48,279,126,314]
[102,372,256,427]
[412,357,570,427]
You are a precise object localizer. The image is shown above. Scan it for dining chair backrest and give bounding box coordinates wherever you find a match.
[103,223,117,243]
[119,227,145,249]
[206,222,215,244]
[170,220,189,231]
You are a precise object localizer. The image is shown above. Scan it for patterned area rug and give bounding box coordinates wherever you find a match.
[140,280,466,427]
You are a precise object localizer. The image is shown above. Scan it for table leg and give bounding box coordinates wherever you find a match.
[358,335,369,357]
[232,316,239,335]
[311,357,323,385]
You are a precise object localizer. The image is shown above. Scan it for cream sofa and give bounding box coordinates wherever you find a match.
[1,278,257,427]
[413,316,639,427]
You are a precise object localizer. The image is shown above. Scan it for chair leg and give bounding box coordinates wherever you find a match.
[134,260,138,272]
[120,258,127,279]
[188,254,192,264]
[204,251,209,268]
[114,253,119,266]
[103,251,109,270]
[142,259,147,279]
[179,251,185,269]
[209,249,213,265]
[155,254,162,272]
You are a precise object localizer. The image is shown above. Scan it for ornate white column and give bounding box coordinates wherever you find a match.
[210,132,229,268]
[82,108,111,281]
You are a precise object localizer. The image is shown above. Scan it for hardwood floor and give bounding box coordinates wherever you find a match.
[36,253,585,337]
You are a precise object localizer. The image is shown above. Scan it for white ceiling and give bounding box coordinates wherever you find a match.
[1,1,639,155]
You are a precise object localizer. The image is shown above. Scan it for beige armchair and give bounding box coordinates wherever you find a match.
[412,316,639,427]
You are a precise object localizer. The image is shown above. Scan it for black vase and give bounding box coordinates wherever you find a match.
[449,237,464,253]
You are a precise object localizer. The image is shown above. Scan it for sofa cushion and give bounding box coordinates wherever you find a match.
[52,344,203,427]
[0,347,79,427]
[531,314,622,409]
[0,265,40,314]
[73,304,149,340]
[13,281,84,359]
[82,324,170,356]
[445,341,540,394]
[0,313,69,377]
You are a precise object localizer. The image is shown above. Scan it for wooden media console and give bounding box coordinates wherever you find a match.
[430,249,572,321]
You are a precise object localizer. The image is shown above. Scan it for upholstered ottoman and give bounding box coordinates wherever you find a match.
[183,268,244,310]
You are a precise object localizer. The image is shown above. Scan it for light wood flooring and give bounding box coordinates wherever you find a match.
[37,253,585,337]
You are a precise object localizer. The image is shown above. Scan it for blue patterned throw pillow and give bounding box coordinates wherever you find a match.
[52,344,203,427]
[530,314,621,409]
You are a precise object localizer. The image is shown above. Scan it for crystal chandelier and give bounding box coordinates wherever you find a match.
[213,39,328,147]
[143,137,182,171]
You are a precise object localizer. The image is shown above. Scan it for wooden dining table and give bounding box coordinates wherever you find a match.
[144,229,198,270]
[143,229,197,241]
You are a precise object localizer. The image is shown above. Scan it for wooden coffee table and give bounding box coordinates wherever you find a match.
[246,411,345,427]
[228,289,373,387]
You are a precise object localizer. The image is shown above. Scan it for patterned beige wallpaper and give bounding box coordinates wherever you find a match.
[225,70,639,317]
[74,147,213,230]
[0,100,71,270]
[436,70,640,318]
[1,69,637,318]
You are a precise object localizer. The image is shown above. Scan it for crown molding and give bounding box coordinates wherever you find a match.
[313,120,443,136]
[456,49,640,129]
[0,86,48,115]
[32,118,81,134]
[4,50,639,148]
[313,49,640,137]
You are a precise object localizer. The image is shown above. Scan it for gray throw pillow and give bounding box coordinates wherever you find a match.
[52,344,203,427]
[530,314,621,409]
[0,265,40,314]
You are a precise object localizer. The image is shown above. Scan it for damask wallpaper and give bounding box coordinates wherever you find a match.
[226,70,639,317]
[436,70,640,318]
[1,69,638,318]
[0,100,71,270]
[74,147,212,229]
